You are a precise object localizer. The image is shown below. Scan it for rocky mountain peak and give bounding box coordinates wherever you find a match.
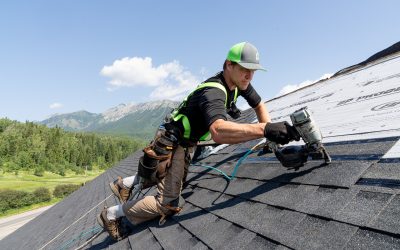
[102,100,178,122]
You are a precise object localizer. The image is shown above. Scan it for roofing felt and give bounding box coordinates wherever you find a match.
[1,42,400,250]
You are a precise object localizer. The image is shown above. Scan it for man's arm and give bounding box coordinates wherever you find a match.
[209,119,266,144]
[253,102,271,123]
[208,102,270,144]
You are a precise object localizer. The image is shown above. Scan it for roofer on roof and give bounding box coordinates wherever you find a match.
[96,42,299,240]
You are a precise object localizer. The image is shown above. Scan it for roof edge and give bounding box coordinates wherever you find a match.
[333,41,400,77]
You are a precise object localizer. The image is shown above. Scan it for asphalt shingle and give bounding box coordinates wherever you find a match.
[344,229,400,250]
[333,190,393,226]
[369,194,400,234]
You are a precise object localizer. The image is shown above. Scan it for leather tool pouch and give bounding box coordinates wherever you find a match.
[138,129,178,182]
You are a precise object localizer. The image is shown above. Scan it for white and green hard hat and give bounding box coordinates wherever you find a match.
[227,42,266,71]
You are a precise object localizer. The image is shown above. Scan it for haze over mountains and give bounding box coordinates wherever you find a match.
[40,100,179,139]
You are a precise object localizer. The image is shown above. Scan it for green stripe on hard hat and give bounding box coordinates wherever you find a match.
[227,42,246,63]
[227,42,266,71]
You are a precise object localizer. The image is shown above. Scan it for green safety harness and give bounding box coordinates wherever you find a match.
[172,82,238,141]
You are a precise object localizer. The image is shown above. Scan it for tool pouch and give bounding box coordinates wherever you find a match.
[138,130,178,181]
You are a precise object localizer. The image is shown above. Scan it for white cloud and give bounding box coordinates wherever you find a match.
[199,67,209,81]
[100,57,199,100]
[49,102,63,109]
[276,73,333,97]
[149,69,199,100]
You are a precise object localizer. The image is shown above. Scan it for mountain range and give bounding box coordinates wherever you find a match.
[40,100,179,139]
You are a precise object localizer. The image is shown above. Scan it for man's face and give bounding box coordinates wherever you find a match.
[229,62,255,90]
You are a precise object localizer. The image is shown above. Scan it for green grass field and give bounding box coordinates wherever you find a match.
[0,169,104,192]
[0,169,104,218]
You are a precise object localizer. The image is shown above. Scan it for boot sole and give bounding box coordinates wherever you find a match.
[109,182,124,203]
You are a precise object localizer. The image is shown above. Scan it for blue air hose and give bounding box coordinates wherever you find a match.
[192,147,257,181]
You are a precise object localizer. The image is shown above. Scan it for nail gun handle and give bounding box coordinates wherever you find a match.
[260,140,279,154]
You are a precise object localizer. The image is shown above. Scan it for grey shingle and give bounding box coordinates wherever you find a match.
[260,210,307,246]
[149,222,205,250]
[288,161,375,187]
[293,186,338,214]
[287,215,329,249]
[361,162,400,181]
[252,184,319,210]
[312,188,359,218]
[219,229,264,250]
[175,203,266,249]
[344,229,400,250]
[369,194,400,234]
[324,139,398,158]
[239,235,278,250]
[127,227,162,250]
[302,221,358,250]
[334,190,393,226]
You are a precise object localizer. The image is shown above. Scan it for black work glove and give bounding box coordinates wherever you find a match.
[264,121,300,145]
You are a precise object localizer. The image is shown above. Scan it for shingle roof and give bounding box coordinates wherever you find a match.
[1,42,400,250]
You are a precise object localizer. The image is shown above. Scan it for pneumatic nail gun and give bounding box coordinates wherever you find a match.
[259,107,331,170]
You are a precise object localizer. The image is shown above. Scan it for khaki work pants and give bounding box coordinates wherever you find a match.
[122,145,190,225]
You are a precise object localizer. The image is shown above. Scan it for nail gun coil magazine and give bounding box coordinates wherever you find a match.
[272,107,332,170]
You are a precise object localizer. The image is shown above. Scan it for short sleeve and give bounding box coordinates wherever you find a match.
[240,83,261,108]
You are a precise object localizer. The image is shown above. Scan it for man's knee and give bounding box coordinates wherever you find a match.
[122,196,163,225]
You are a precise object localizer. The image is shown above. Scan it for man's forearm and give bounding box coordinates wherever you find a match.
[209,119,266,144]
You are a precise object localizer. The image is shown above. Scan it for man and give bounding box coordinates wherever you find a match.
[97,42,298,240]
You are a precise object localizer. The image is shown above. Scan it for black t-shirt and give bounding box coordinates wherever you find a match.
[175,71,261,141]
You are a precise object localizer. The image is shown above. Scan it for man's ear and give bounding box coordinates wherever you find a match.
[226,60,234,71]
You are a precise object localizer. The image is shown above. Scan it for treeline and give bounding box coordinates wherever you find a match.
[0,184,80,213]
[0,188,52,213]
[0,118,145,175]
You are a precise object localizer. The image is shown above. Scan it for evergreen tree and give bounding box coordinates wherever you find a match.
[0,118,143,175]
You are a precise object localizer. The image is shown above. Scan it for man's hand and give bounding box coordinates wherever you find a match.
[264,121,300,145]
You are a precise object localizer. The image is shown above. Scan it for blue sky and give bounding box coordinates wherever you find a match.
[1,1,399,122]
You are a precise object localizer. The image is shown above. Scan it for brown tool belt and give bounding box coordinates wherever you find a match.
[138,129,178,181]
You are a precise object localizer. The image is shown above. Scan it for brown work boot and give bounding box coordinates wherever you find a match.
[109,176,131,203]
[97,207,122,241]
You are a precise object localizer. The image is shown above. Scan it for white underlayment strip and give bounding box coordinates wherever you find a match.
[382,139,400,159]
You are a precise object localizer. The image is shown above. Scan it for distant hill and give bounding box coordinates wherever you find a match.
[40,100,179,139]
[40,110,103,131]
